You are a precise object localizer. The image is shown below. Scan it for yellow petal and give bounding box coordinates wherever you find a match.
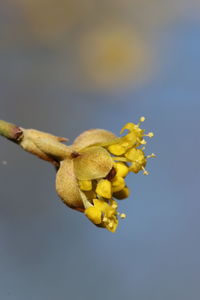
[85,206,102,225]
[73,146,113,180]
[120,122,136,134]
[108,144,126,155]
[79,180,92,191]
[73,129,116,151]
[93,198,108,211]
[112,176,125,192]
[115,162,129,177]
[96,179,112,199]
[122,132,138,146]
[91,199,118,232]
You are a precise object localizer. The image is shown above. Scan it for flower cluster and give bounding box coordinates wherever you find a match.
[56,117,154,232]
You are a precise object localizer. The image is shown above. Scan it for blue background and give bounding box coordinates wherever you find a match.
[1,1,200,299]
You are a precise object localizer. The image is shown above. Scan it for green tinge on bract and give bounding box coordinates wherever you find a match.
[73,146,113,180]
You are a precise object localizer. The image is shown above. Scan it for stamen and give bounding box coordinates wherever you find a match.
[108,222,113,228]
[142,166,149,175]
[140,139,147,145]
[111,203,118,209]
[145,132,154,138]
[137,116,146,126]
[147,153,156,159]
[103,216,108,222]
[120,213,126,219]
[140,116,146,122]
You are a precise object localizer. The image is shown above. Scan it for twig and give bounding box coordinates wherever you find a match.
[0,119,73,165]
[0,120,23,142]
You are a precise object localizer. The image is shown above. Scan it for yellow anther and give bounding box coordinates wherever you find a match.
[140,139,147,145]
[96,179,112,199]
[112,203,118,209]
[146,132,154,138]
[147,153,156,158]
[79,180,92,191]
[120,213,126,219]
[140,116,145,122]
[110,199,118,208]
[103,216,108,222]
[142,167,149,175]
[114,162,129,178]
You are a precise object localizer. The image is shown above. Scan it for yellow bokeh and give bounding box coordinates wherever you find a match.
[79,24,152,89]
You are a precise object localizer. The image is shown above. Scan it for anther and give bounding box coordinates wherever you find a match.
[142,166,149,175]
[140,139,147,145]
[112,203,118,209]
[147,153,156,159]
[146,132,154,138]
[140,116,146,122]
[120,213,126,219]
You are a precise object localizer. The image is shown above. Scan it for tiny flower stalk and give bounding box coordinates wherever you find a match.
[0,118,155,233]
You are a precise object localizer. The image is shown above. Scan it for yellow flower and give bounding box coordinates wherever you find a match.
[55,117,155,232]
[85,199,118,233]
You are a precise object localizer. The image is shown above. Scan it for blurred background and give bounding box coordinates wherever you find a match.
[0,0,200,299]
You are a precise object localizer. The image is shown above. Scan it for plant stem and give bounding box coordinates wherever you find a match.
[0,120,23,142]
[0,119,74,165]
